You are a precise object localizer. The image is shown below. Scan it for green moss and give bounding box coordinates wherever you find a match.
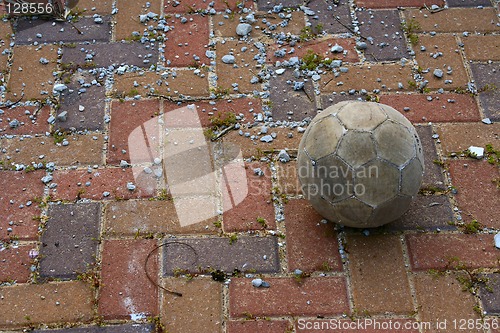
[401,18,421,45]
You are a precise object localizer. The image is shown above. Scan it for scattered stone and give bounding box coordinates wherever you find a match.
[260,135,273,143]
[468,146,484,159]
[293,81,304,91]
[252,278,262,287]
[331,44,344,53]
[126,182,136,191]
[356,41,368,50]
[294,269,303,275]
[433,69,444,78]
[120,160,129,168]
[275,68,286,75]
[236,23,252,36]
[47,115,56,124]
[495,233,500,249]
[482,118,492,125]
[56,111,68,122]
[222,55,235,64]
[278,149,290,163]
[41,175,53,184]
[78,105,85,112]
[9,119,20,128]
[52,84,67,94]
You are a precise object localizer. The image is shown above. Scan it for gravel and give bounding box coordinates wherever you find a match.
[236,23,252,36]
[433,69,444,78]
[222,55,235,64]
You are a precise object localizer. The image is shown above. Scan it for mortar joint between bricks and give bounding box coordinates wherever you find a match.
[399,234,422,323]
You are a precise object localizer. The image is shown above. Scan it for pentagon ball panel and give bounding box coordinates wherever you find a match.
[297,101,424,228]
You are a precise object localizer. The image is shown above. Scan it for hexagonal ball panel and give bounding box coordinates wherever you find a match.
[336,131,377,169]
[368,195,413,227]
[302,115,344,161]
[312,155,354,203]
[330,197,374,227]
[401,157,424,196]
[374,120,416,166]
[337,101,387,131]
[355,159,400,207]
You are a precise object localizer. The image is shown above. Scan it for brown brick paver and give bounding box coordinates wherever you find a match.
[320,63,414,93]
[462,35,500,61]
[229,277,349,317]
[0,281,93,329]
[104,199,219,236]
[223,162,275,232]
[161,278,223,333]
[0,134,104,166]
[285,199,342,273]
[414,34,469,90]
[115,0,162,41]
[113,71,209,98]
[0,105,50,135]
[99,239,159,320]
[404,8,500,33]
[7,45,58,101]
[0,21,12,73]
[107,99,160,165]
[436,122,500,155]
[407,233,499,270]
[347,235,414,315]
[414,272,482,332]
[448,160,500,228]
[216,40,261,94]
[355,0,444,8]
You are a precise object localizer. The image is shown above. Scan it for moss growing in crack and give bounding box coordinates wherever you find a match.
[401,18,421,45]
[462,219,482,234]
[300,50,330,71]
[256,216,267,228]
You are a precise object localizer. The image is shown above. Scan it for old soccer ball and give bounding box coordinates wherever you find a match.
[297,101,424,228]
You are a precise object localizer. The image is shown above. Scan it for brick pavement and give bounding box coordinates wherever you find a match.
[0,1,499,332]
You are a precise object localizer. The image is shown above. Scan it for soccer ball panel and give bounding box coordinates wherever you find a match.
[401,157,424,196]
[303,116,344,161]
[368,195,413,227]
[374,121,416,166]
[337,102,387,131]
[336,131,377,169]
[354,159,400,207]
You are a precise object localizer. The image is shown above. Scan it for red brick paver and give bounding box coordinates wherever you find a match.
[285,199,342,273]
[99,239,159,320]
[229,277,350,317]
[51,167,155,201]
[407,233,499,270]
[449,160,500,228]
[0,171,44,240]
[0,244,32,283]
[379,94,480,123]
